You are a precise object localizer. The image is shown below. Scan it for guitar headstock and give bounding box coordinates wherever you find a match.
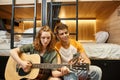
[70,63,89,71]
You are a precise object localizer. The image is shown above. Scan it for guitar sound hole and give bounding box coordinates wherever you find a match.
[18,68,31,76]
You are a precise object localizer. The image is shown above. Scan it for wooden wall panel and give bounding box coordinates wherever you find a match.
[102,6,120,44]
[23,21,41,30]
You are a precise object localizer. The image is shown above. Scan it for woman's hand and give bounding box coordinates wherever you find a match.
[19,60,32,72]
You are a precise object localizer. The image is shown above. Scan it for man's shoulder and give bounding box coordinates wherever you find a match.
[55,41,62,50]
[55,41,61,46]
[70,39,78,44]
[70,39,76,42]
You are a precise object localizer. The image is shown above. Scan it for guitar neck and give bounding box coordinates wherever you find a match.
[32,63,89,71]
[32,63,71,69]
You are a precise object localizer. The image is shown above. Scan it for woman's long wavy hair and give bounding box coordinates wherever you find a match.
[33,25,56,52]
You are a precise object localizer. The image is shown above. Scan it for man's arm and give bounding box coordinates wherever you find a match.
[80,52,91,64]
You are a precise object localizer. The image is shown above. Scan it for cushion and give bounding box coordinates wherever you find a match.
[95,31,109,43]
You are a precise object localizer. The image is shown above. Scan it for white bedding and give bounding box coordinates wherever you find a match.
[0,41,33,56]
[0,42,10,56]
[0,39,33,56]
[82,43,120,60]
[0,49,10,56]
[0,30,33,56]
[0,27,37,56]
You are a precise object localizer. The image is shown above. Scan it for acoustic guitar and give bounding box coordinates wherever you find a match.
[5,53,89,80]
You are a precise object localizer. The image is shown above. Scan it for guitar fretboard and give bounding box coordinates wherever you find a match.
[32,63,89,70]
[32,63,70,69]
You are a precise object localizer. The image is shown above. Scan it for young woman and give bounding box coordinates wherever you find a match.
[10,25,61,80]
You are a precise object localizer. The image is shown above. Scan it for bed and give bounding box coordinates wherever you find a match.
[0,29,34,80]
[82,42,120,60]
[1,39,120,60]
[1,31,120,58]
[1,31,120,60]
[0,30,11,56]
[80,42,120,80]
[0,27,43,56]
[79,31,120,60]
[78,30,120,79]
[0,31,34,56]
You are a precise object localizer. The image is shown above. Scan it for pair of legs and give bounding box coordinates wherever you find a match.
[64,65,102,80]
[88,65,102,80]
[81,65,102,80]
[53,65,102,80]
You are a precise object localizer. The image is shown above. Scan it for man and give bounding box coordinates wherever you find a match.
[54,22,102,80]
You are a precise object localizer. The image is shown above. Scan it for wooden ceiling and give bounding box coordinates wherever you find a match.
[0,3,41,19]
[0,1,120,20]
[59,1,120,19]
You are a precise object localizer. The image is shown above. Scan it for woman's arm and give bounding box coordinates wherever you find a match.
[10,48,23,64]
[10,48,32,72]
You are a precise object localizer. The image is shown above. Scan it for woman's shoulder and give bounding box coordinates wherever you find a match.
[48,49,58,55]
[21,44,33,47]
[19,44,34,52]
[50,49,58,54]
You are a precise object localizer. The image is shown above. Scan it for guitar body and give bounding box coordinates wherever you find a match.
[5,53,40,80]
[5,53,89,80]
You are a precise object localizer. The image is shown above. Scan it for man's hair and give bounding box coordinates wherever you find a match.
[54,22,68,34]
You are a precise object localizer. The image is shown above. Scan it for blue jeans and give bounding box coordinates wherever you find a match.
[88,65,102,80]
[63,65,102,80]
[64,72,78,80]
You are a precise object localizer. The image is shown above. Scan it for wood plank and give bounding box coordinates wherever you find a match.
[0,0,115,5]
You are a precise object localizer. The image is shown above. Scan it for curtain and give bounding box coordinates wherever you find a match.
[47,2,61,31]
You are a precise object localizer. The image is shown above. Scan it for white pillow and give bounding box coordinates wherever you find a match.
[95,31,109,43]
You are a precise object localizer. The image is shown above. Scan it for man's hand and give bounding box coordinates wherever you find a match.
[60,66,70,75]
[69,56,85,64]
[78,56,84,63]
